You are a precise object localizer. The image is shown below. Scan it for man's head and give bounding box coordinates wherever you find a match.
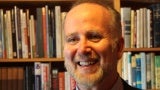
[63,0,124,88]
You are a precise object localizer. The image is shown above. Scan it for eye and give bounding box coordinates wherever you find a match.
[87,32,102,42]
[65,35,79,44]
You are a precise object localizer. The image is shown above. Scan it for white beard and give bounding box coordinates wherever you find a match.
[65,60,103,88]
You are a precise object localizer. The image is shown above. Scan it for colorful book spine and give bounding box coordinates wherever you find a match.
[34,62,41,90]
[135,54,142,89]
[155,55,160,89]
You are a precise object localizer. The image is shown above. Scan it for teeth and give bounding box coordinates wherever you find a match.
[79,61,95,66]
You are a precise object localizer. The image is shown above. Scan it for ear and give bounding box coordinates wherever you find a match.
[116,37,124,60]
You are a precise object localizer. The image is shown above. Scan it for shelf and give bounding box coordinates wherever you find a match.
[0,58,64,63]
[0,0,75,10]
[121,0,160,3]
[120,0,160,9]
[124,48,160,52]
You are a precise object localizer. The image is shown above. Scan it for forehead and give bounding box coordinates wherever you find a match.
[66,3,111,20]
[64,3,112,34]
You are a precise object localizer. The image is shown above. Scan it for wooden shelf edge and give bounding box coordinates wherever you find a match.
[0,58,64,63]
[0,0,75,2]
[121,0,160,3]
[124,48,160,52]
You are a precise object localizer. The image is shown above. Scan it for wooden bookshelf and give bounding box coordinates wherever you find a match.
[0,0,160,90]
[120,0,160,90]
[124,48,160,52]
[0,58,63,63]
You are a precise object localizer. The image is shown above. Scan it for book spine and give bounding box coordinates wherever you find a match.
[20,9,29,58]
[55,6,62,58]
[51,69,59,90]
[135,54,142,89]
[140,52,146,89]
[121,7,131,48]
[36,8,44,57]
[58,72,65,90]
[0,9,4,58]
[5,10,13,58]
[34,62,41,90]
[155,55,160,89]
[146,53,151,89]
[29,15,36,58]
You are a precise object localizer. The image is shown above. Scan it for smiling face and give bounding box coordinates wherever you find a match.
[64,3,123,88]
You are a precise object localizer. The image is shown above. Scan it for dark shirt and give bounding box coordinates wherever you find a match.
[121,79,141,90]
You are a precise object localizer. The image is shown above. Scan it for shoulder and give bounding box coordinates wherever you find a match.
[121,78,141,90]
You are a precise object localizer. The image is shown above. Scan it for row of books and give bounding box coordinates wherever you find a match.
[121,52,160,89]
[0,5,67,59]
[0,62,76,90]
[121,3,160,48]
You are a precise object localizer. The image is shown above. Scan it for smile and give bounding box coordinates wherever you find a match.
[77,60,98,66]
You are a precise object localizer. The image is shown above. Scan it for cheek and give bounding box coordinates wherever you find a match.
[64,45,76,61]
[95,41,113,62]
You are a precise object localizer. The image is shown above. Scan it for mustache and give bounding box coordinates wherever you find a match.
[73,52,99,62]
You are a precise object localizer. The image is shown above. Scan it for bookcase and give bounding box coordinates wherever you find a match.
[0,0,119,90]
[119,0,160,90]
[0,0,160,90]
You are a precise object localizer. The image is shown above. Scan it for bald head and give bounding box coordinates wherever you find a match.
[64,3,112,34]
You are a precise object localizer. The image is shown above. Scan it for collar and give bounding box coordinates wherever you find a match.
[75,76,123,90]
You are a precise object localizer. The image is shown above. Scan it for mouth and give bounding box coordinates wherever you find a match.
[76,59,99,66]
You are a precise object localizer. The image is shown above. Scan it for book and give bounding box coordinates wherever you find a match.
[20,9,29,58]
[122,52,128,83]
[149,4,160,47]
[34,62,41,90]
[25,65,35,90]
[5,10,13,58]
[150,53,156,89]
[51,68,59,90]
[29,15,36,58]
[42,6,49,58]
[40,63,50,90]
[135,54,142,89]
[14,6,22,58]
[121,7,131,48]
[36,7,44,57]
[65,71,76,90]
[131,55,137,87]
[58,72,65,90]
[146,53,151,89]
[55,6,62,58]
[11,9,17,58]
[130,10,136,48]
[155,55,160,89]
[140,52,146,89]
[0,9,4,58]
[127,52,132,86]
[50,10,56,57]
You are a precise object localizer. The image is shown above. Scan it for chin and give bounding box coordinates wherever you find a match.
[66,63,103,88]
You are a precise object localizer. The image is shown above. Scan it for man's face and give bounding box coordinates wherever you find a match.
[64,3,120,87]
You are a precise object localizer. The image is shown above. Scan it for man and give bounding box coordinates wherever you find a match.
[63,0,140,90]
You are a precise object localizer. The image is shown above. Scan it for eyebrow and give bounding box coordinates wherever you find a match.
[65,32,79,38]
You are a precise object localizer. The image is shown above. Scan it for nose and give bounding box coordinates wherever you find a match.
[77,38,91,54]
